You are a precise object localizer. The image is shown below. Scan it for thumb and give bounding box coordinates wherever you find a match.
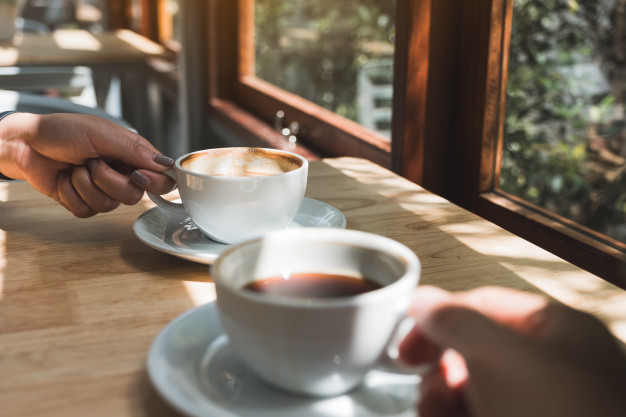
[89,126,174,172]
[35,113,175,171]
[420,304,529,364]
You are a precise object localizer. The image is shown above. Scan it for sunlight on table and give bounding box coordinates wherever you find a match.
[438,220,555,260]
[117,29,164,55]
[53,30,101,51]
[183,281,216,306]
[0,47,18,66]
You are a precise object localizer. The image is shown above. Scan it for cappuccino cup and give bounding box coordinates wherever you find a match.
[148,147,308,244]
[212,228,421,397]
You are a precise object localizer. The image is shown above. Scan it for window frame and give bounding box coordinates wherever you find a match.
[208,0,392,167]
[448,0,626,287]
[111,0,625,286]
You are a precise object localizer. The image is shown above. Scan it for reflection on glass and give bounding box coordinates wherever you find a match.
[501,0,626,243]
[254,0,396,138]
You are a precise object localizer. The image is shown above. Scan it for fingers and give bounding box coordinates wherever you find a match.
[111,136,176,173]
[82,118,175,172]
[399,326,441,366]
[56,161,137,217]
[421,304,534,367]
[87,159,144,205]
[400,286,553,377]
[418,363,464,417]
[73,166,121,213]
[129,168,177,195]
[450,286,552,332]
[55,158,177,218]
[399,286,454,365]
[57,170,98,218]
[34,113,175,172]
[406,286,551,345]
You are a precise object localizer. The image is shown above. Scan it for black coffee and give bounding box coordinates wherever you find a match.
[243,273,382,298]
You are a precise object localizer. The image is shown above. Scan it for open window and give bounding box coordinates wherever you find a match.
[208,0,397,165]
[108,0,625,286]
[450,0,626,287]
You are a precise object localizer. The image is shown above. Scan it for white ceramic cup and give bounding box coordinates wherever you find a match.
[212,228,421,397]
[148,147,308,245]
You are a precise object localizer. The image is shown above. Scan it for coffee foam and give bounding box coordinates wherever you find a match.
[181,149,302,177]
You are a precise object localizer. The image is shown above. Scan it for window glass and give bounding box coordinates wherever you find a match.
[164,0,180,43]
[501,0,626,243]
[254,0,396,138]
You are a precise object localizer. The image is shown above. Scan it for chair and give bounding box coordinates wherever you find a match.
[0,66,97,107]
[357,59,393,138]
[20,0,78,31]
[0,88,134,131]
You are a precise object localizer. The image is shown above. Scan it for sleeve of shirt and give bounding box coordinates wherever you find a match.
[0,111,17,122]
[0,111,18,180]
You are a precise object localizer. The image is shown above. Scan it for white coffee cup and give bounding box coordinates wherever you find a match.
[148,147,308,245]
[212,228,421,397]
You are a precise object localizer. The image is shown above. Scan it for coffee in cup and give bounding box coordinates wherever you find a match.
[243,273,382,298]
[212,228,421,397]
[148,147,308,245]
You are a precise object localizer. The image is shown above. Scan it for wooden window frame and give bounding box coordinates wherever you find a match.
[208,0,392,167]
[447,0,626,287]
[112,0,625,286]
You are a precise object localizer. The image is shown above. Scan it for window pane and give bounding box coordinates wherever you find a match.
[164,0,180,43]
[254,0,395,138]
[501,0,626,243]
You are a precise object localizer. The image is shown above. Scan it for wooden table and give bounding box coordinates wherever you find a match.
[0,29,174,137]
[1,157,625,417]
[0,29,171,67]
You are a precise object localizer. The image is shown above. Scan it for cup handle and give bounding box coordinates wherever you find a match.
[147,169,187,215]
[376,316,438,376]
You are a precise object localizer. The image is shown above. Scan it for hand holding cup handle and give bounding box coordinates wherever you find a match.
[213,228,423,397]
[378,315,439,376]
[146,147,308,244]
[147,169,187,215]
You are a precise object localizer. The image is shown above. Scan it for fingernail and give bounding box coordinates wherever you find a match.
[87,159,98,171]
[130,170,150,188]
[153,154,175,167]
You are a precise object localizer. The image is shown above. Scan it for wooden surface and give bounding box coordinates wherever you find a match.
[1,157,625,417]
[0,29,171,67]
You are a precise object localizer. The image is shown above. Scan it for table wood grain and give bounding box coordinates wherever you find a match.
[1,157,624,416]
[0,29,172,67]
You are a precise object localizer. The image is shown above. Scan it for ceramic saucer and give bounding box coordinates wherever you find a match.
[147,302,420,417]
[133,197,347,264]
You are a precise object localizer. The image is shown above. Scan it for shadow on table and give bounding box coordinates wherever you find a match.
[1,157,621,417]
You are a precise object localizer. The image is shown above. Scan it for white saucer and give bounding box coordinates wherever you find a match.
[133,197,347,264]
[147,302,420,417]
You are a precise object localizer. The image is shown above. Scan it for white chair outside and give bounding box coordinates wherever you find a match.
[0,66,98,108]
[0,88,134,131]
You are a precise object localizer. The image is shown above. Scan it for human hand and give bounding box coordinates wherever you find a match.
[0,112,176,217]
[399,285,626,417]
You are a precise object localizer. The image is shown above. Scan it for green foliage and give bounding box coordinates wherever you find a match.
[254,0,395,121]
[502,0,626,242]
[254,0,625,242]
